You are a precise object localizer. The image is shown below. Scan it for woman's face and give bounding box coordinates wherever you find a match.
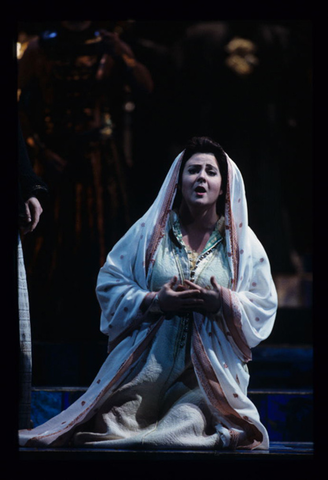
[180,153,223,211]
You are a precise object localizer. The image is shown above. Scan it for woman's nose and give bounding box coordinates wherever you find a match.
[197,169,206,181]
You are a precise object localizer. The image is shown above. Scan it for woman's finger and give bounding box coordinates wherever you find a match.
[168,276,178,287]
[210,276,220,290]
[183,279,201,291]
[184,298,204,305]
[176,289,201,298]
[176,284,187,292]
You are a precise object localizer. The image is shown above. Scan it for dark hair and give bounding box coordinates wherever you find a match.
[175,136,228,216]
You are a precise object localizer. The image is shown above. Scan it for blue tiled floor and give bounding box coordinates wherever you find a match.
[30,387,313,443]
[249,391,313,442]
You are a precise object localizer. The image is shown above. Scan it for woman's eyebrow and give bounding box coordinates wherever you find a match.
[188,163,218,169]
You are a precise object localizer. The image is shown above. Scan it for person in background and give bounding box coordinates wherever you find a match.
[17,21,153,344]
[18,122,48,429]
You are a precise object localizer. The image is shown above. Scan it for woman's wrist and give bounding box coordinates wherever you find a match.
[140,292,155,313]
[149,292,165,314]
[210,299,223,316]
[140,291,165,315]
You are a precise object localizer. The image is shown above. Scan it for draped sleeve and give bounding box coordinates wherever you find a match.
[236,228,277,347]
[216,227,277,362]
[212,156,278,362]
[96,218,152,350]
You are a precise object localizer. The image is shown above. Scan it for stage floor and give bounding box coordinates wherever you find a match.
[18,441,313,461]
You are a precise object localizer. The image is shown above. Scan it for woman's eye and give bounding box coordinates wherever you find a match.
[187,167,217,175]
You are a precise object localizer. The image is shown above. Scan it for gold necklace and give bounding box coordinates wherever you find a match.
[188,249,199,271]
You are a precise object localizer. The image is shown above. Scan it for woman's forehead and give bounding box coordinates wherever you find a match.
[185,153,218,167]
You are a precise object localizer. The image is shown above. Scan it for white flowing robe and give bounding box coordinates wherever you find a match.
[19,152,277,449]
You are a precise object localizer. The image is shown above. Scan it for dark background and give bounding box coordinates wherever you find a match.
[15,19,313,386]
[17,19,312,268]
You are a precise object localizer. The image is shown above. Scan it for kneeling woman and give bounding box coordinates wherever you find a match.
[19,137,277,450]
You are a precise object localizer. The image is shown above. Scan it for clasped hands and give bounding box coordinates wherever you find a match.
[157,276,222,316]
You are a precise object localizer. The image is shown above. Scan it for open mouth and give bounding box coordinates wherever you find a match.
[195,186,206,194]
